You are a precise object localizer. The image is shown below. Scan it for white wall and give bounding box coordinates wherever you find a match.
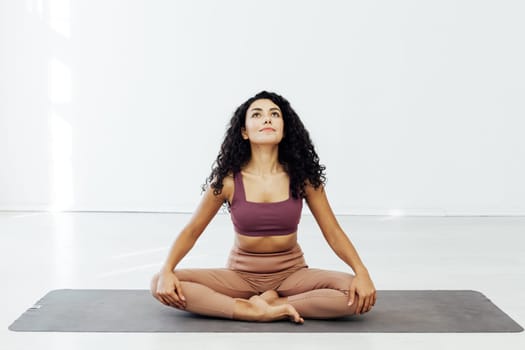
[1,0,524,215]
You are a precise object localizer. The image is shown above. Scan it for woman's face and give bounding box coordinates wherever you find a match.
[242,98,284,145]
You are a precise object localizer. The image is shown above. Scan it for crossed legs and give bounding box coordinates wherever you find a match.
[150,267,359,322]
[150,269,303,322]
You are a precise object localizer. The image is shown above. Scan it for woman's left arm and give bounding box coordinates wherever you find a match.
[305,183,377,314]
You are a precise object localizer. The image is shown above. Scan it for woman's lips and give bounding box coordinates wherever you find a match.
[260,127,276,132]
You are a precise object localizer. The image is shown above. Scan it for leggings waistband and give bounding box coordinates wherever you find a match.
[227,244,307,273]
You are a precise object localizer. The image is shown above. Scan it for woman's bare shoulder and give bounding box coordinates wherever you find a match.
[222,172,234,188]
[218,172,235,203]
[304,179,326,196]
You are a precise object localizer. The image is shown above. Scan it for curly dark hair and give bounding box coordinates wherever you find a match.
[203,90,326,203]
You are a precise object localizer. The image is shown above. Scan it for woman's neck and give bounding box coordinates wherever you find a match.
[243,144,283,176]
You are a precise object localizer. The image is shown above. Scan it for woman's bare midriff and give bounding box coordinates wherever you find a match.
[234,231,298,253]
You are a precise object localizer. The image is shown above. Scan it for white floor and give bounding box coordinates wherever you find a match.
[1,211,524,349]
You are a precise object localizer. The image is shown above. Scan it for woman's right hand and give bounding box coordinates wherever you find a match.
[152,271,186,309]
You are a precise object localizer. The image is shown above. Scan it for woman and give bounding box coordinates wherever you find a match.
[150,91,376,323]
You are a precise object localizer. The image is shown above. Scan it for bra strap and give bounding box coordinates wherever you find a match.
[233,171,246,203]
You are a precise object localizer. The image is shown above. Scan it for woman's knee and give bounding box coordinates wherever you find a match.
[326,290,361,317]
[318,271,355,292]
[348,294,361,315]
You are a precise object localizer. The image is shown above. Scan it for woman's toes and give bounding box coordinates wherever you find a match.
[283,304,304,324]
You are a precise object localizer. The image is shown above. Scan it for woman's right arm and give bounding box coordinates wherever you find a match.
[153,181,230,307]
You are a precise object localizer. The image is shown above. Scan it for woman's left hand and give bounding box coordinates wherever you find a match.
[348,271,377,315]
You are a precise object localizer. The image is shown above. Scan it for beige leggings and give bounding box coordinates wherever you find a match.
[169,244,359,319]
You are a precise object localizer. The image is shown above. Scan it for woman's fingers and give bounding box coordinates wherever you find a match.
[174,281,187,306]
[164,293,180,308]
[347,283,357,307]
[354,291,377,314]
[152,272,187,309]
[363,291,377,313]
[356,293,365,314]
[360,296,369,314]
[155,288,185,309]
[166,290,185,309]
[156,294,170,306]
[369,292,376,311]
[364,295,372,313]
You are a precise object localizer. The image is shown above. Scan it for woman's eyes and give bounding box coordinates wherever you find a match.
[252,112,280,118]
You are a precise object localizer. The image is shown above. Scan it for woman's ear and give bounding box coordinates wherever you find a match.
[241,127,249,140]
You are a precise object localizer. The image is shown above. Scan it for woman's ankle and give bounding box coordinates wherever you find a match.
[259,290,288,306]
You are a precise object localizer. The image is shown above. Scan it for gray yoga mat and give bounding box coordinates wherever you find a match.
[9,289,523,333]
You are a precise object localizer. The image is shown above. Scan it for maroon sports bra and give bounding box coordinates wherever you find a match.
[230,172,303,237]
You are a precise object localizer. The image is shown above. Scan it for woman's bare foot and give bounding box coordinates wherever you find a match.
[250,295,304,324]
[277,303,304,324]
